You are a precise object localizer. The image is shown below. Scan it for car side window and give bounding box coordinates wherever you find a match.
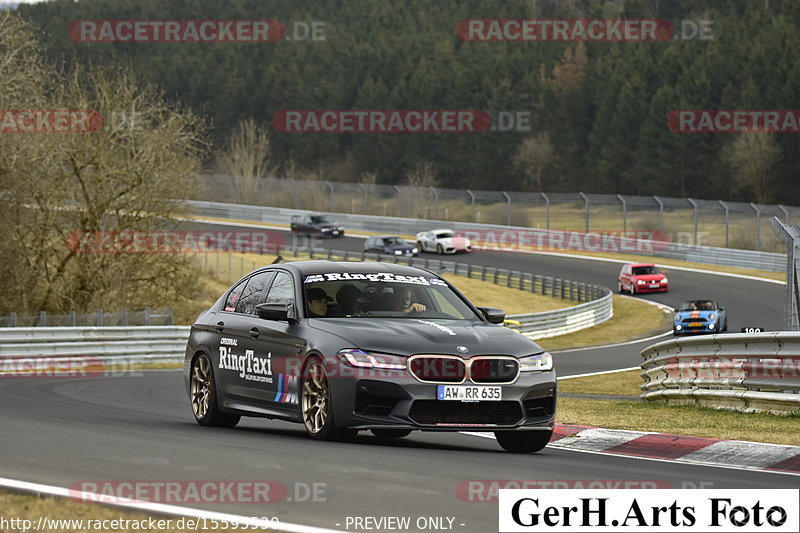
[234,271,274,315]
[265,271,295,306]
[223,279,248,313]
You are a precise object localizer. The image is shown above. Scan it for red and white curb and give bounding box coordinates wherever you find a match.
[550,424,800,474]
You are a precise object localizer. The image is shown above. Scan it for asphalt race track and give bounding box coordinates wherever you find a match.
[0,221,792,532]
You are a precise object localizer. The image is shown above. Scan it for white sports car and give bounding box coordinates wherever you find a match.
[415,229,472,254]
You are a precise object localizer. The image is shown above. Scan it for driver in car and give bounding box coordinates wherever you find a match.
[394,286,426,313]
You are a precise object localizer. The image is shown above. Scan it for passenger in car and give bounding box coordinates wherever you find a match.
[335,284,362,316]
[307,287,331,317]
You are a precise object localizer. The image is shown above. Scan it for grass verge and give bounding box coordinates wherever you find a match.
[539,296,671,351]
[558,370,800,445]
[557,398,800,446]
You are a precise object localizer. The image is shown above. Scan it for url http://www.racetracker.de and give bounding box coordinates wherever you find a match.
[0,515,280,532]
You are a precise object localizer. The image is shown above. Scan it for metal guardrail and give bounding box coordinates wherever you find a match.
[0,327,190,372]
[284,245,613,340]
[640,332,800,414]
[188,200,787,272]
[0,255,613,369]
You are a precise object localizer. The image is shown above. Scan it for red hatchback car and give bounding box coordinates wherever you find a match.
[618,263,669,294]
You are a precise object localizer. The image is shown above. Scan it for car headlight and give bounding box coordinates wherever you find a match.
[676,324,682,330]
[338,349,406,370]
[394,250,402,255]
[661,277,668,283]
[709,313,716,320]
[708,323,715,329]
[519,352,553,372]
[412,247,418,253]
[674,315,680,322]
[637,279,646,285]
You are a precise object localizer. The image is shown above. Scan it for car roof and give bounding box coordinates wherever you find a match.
[629,263,656,267]
[267,260,434,277]
[432,228,454,232]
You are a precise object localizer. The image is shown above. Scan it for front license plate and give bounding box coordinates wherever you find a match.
[437,385,502,401]
[689,322,703,327]
[649,284,659,288]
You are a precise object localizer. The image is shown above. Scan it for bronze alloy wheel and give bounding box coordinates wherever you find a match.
[190,354,240,427]
[302,359,331,434]
[191,355,212,420]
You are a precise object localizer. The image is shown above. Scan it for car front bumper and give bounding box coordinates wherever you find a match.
[327,364,556,432]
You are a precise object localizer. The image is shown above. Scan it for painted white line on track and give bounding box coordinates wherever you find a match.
[190,218,372,239]
[551,331,672,354]
[458,435,800,478]
[0,477,345,533]
[558,367,640,380]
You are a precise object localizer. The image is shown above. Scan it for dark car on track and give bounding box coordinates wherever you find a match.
[290,213,344,238]
[184,261,556,453]
[673,299,727,335]
[363,235,418,257]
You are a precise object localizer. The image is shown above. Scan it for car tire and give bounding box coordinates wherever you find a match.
[495,430,552,453]
[371,429,412,439]
[437,244,444,255]
[190,353,240,428]
[417,241,424,253]
[629,283,636,295]
[301,358,355,441]
[723,319,728,332]
[618,281,623,293]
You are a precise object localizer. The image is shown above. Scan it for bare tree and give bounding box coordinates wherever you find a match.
[513,133,554,191]
[404,162,437,218]
[0,13,207,315]
[216,118,272,203]
[722,132,781,205]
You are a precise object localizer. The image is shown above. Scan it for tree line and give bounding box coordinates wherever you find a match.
[18,0,800,204]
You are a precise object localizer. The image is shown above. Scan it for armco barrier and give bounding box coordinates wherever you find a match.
[0,266,612,366]
[640,332,800,414]
[0,327,190,370]
[187,200,787,272]
[283,245,613,340]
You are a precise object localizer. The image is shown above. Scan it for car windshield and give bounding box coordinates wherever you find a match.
[310,215,333,224]
[303,273,478,320]
[383,237,406,246]
[435,231,455,239]
[632,266,661,275]
[679,300,717,311]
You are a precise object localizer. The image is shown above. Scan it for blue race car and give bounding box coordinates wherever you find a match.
[673,300,727,335]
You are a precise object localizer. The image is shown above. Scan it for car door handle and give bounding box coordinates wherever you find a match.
[215,321,224,332]
[250,327,260,339]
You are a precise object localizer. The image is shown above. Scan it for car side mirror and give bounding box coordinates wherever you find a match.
[478,306,506,324]
[256,302,296,322]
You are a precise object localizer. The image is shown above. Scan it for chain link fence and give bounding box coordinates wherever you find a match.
[0,307,173,327]
[194,174,799,252]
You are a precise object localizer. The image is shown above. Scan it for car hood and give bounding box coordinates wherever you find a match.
[387,244,415,251]
[675,310,718,319]
[316,223,340,229]
[308,318,541,357]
